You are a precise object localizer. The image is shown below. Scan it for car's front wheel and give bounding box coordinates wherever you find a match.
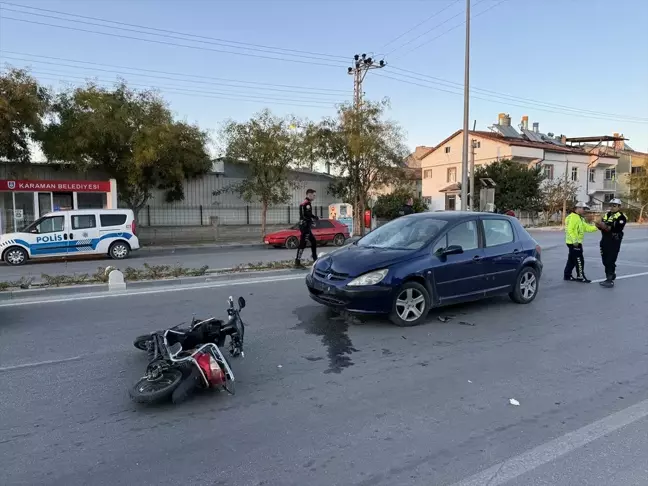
[389,281,431,327]
[509,266,539,304]
[285,236,299,249]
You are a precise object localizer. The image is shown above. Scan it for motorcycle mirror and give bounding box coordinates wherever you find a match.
[238,296,246,309]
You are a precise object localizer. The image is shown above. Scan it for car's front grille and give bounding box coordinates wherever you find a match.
[314,269,348,281]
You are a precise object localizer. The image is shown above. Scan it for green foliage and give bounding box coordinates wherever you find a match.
[40,82,211,214]
[372,188,428,219]
[0,68,50,163]
[222,109,300,237]
[472,159,544,211]
[626,162,648,220]
[314,99,408,235]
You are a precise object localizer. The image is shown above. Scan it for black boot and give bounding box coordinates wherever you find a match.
[600,275,614,288]
[294,259,304,268]
[576,275,591,283]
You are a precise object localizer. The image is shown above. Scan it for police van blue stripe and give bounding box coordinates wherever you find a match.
[12,233,133,255]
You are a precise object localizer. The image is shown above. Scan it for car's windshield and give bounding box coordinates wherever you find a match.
[357,217,447,250]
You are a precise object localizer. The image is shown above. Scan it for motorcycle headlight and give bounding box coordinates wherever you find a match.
[347,269,388,287]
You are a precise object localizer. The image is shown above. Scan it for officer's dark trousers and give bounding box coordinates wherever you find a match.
[600,238,621,280]
[564,244,586,279]
[296,226,317,261]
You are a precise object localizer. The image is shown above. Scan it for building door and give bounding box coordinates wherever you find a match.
[37,192,53,218]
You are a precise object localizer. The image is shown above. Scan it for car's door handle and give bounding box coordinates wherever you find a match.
[63,234,68,240]
[472,255,481,261]
[513,249,520,253]
[69,233,73,239]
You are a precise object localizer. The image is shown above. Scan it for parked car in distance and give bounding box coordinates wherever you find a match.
[264,219,350,249]
[305,211,542,327]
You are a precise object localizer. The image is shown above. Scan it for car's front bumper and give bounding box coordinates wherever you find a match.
[305,274,394,314]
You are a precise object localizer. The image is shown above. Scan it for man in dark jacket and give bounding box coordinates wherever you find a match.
[399,197,414,217]
[596,198,627,288]
[295,189,319,268]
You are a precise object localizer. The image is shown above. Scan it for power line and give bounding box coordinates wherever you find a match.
[385,0,488,57]
[0,16,349,69]
[374,72,648,123]
[0,2,348,62]
[0,68,341,110]
[386,66,648,122]
[380,0,461,51]
[390,0,508,60]
[2,54,347,97]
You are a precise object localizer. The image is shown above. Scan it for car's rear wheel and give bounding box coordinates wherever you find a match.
[333,233,346,246]
[109,241,130,260]
[509,266,539,304]
[389,281,430,327]
[285,236,299,249]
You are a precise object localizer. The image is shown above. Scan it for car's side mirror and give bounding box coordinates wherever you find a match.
[436,244,464,257]
[238,296,246,309]
[30,229,38,234]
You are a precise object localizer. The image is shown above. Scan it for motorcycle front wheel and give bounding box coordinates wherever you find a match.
[129,368,183,404]
[133,334,153,351]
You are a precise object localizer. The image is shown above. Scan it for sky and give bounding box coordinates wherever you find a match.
[1,0,647,159]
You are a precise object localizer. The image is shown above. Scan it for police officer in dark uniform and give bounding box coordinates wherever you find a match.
[294,188,319,268]
[596,198,627,288]
[399,197,415,217]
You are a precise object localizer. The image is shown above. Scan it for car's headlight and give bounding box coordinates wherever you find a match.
[347,269,388,286]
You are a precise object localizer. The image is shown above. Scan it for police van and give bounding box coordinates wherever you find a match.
[0,209,140,266]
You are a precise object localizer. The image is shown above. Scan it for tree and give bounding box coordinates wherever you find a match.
[372,187,428,220]
[472,159,544,212]
[541,178,579,225]
[294,120,324,172]
[40,82,211,216]
[626,162,648,221]
[0,68,50,163]
[316,99,408,236]
[221,109,299,238]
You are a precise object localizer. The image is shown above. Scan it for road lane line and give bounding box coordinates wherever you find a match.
[616,260,648,267]
[592,270,648,283]
[0,273,306,307]
[450,398,648,486]
[0,355,83,372]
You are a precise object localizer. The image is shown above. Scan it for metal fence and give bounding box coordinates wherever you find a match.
[137,204,329,227]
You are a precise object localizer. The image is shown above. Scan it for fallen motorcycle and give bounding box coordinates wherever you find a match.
[129,296,246,405]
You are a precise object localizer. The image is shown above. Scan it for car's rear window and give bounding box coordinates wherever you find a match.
[100,214,128,227]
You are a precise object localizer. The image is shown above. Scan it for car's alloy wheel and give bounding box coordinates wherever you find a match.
[389,282,430,327]
[285,236,299,249]
[509,266,539,304]
[333,234,345,246]
[519,270,537,300]
[109,242,130,260]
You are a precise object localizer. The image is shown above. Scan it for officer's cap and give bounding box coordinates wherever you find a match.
[609,198,622,205]
[574,202,590,209]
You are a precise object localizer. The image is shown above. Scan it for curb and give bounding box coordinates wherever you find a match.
[0,267,308,302]
[140,242,267,252]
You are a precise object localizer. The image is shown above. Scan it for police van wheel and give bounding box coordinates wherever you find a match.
[3,246,28,266]
[285,236,299,249]
[109,241,130,260]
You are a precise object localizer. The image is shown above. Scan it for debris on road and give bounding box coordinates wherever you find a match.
[437,315,455,323]
[509,398,520,406]
[458,321,476,326]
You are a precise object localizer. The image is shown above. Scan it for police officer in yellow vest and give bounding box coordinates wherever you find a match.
[595,198,627,288]
[564,202,598,283]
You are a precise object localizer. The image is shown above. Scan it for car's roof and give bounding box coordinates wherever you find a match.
[405,211,513,222]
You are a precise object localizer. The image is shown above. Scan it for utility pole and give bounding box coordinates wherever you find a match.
[460,0,471,211]
[470,139,478,211]
[348,54,386,110]
[347,53,386,235]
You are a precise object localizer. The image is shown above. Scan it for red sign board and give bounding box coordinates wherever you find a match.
[0,179,111,193]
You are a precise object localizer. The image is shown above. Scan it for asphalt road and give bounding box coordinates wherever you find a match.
[1,240,648,485]
[2,226,647,284]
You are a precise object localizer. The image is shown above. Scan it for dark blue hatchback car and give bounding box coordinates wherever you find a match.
[305,211,543,326]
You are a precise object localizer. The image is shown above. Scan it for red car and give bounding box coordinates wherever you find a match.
[264,219,350,249]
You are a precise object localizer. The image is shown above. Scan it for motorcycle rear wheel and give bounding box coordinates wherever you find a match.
[133,334,152,351]
[129,369,183,404]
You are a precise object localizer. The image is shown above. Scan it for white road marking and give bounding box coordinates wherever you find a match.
[451,397,648,486]
[0,274,306,308]
[0,355,83,372]
[591,271,648,283]
[616,260,648,268]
